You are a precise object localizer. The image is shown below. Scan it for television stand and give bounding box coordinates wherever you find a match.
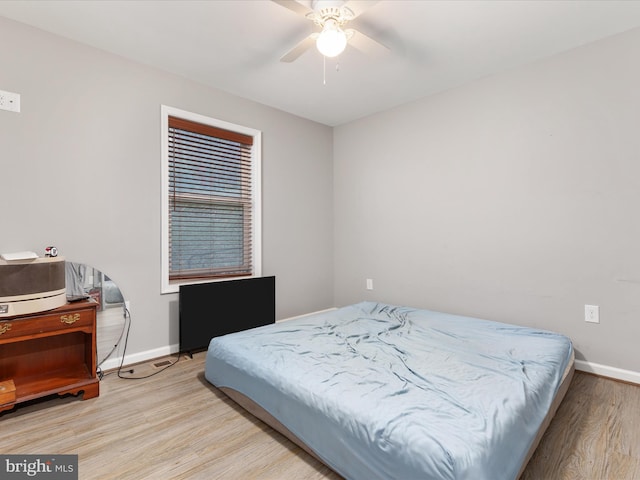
[0,301,99,413]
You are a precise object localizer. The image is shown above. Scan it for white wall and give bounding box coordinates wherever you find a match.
[334,27,640,373]
[0,17,334,362]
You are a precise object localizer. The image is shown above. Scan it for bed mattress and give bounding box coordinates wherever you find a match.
[205,302,573,480]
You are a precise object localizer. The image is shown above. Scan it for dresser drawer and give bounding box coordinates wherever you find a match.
[0,308,94,341]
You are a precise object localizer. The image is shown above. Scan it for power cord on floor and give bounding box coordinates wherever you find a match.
[97,305,180,380]
[118,306,181,379]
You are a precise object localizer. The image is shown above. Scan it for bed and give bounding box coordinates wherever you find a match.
[205,301,574,480]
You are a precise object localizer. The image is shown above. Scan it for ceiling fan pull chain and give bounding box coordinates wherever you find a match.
[323,55,327,85]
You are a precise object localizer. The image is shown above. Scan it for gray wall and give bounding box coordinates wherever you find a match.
[0,17,334,359]
[3,15,639,374]
[334,27,640,372]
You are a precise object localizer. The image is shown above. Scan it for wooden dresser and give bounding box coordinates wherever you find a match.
[0,300,99,413]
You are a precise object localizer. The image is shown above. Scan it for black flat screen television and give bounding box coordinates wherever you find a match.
[179,276,275,355]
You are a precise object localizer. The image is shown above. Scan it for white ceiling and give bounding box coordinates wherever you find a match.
[1,0,640,126]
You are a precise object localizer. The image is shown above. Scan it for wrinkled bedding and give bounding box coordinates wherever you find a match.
[205,302,573,480]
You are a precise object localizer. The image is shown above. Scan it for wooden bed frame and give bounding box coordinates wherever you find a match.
[219,350,575,479]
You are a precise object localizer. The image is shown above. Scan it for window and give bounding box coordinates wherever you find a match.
[161,106,261,293]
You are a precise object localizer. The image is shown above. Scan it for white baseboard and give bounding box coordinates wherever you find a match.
[575,359,640,385]
[277,307,338,323]
[99,344,179,371]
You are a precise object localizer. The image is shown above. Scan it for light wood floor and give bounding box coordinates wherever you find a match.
[1,352,639,480]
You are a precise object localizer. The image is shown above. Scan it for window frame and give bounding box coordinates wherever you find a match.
[161,105,262,294]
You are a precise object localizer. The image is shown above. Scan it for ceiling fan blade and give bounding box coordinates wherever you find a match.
[344,0,379,19]
[271,0,313,17]
[280,34,316,62]
[347,28,389,56]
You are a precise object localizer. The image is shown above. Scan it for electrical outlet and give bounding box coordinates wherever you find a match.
[0,89,20,113]
[585,304,599,324]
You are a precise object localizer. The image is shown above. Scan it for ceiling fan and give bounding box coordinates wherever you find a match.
[273,0,389,62]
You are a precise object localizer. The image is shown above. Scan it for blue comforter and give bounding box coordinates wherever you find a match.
[205,302,573,480]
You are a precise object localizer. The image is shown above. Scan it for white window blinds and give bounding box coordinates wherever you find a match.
[168,116,254,281]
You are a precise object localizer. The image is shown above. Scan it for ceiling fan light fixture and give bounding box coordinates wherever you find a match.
[316,19,347,58]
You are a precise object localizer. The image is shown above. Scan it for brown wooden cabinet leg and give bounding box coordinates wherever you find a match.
[0,403,16,414]
[81,382,100,400]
